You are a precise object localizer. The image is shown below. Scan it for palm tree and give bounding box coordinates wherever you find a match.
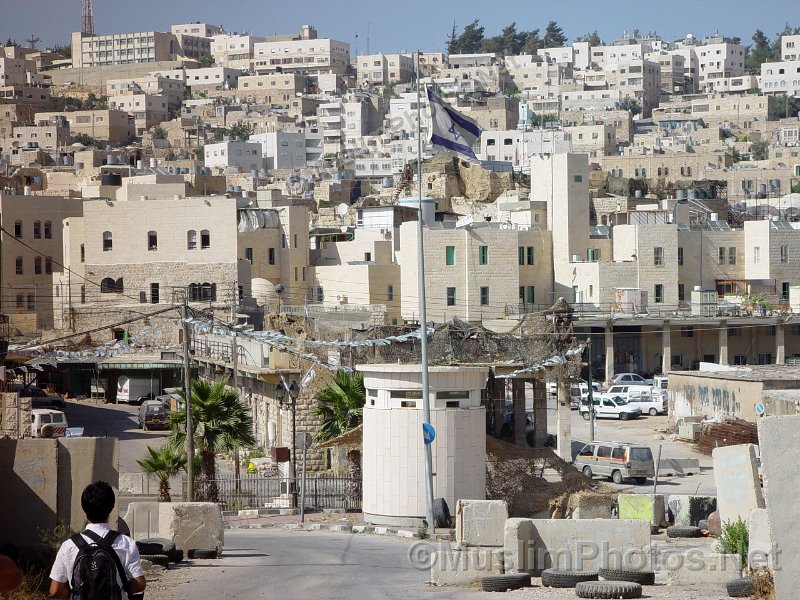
[313,369,366,443]
[170,378,256,502]
[136,444,187,502]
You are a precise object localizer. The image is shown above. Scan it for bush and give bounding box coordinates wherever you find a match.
[152,126,167,140]
[718,517,749,568]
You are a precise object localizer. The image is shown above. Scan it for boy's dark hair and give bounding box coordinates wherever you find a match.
[80,481,115,523]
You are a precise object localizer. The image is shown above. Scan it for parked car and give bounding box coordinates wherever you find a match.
[10,384,65,410]
[627,393,668,416]
[31,409,69,438]
[137,400,170,431]
[574,441,655,484]
[580,394,642,421]
[609,373,653,386]
[606,384,653,400]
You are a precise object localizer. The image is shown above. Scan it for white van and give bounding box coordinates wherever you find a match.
[31,409,68,438]
[574,441,655,484]
[580,394,642,421]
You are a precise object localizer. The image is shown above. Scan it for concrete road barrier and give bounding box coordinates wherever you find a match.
[712,444,764,524]
[455,499,507,547]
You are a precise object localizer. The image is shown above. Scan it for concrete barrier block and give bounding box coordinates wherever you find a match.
[712,444,764,524]
[618,494,666,527]
[668,495,717,526]
[503,518,534,573]
[758,415,800,596]
[658,458,701,476]
[124,502,161,540]
[569,493,617,519]
[455,499,508,547]
[528,519,651,575]
[430,547,504,586]
[747,508,773,570]
[158,502,224,553]
[665,552,741,586]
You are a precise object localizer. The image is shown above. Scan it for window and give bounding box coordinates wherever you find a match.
[480,286,489,306]
[728,247,736,265]
[268,247,275,265]
[753,246,760,263]
[681,327,694,338]
[519,286,525,302]
[45,257,52,274]
[478,245,488,265]
[781,245,789,263]
[734,355,747,365]
[728,326,742,337]
[677,247,683,266]
[527,286,535,304]
[44,221,52,239]
[782,282,790,300]
[34,256,42,274]
[445,245,455,265]
[293,233,298,248]
[518,246,525,266]
[446,287,456,306]
[387,284,394,301]
[14,221,22,238]
[200,230,210,249]
[102,231,112,251]
[574,175,583,182]
[187,230,197,249]
[718,247,725,264]
[527,246,534,265]
[654,284,664,304]
[27,294,35,310]
[15,294,23,309]
[245,248,253,263]
[15,257,22,275]
[148,231,158,250]
[80,244,85,263]
[150,283,160,304]
[100,277,116,293]
[654,247,663,266]
[678,283,685,302]
[33,221,41,239]
[364,252,372,262]
[597,446,612,459]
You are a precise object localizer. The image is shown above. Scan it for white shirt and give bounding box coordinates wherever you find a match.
[49,522,144,600]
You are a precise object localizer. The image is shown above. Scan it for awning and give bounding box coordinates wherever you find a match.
[97,362,182,370]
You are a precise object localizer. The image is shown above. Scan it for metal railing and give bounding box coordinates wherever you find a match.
[185,475,362,511]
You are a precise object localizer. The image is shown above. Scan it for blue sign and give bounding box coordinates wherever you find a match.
[422,422,436,445]
[755,403,766,416]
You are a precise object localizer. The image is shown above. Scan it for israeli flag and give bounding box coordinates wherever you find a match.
[427,87,482,162]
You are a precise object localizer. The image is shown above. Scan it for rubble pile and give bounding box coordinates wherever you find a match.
[694,418,759,455]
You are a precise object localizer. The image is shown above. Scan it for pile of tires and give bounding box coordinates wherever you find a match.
[136,537,184,565]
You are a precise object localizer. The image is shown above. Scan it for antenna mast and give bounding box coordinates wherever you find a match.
[82,0,94,34]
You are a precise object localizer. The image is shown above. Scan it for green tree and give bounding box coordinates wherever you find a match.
[152,126,167,140]
[619,96,642,116]
[5,38,16,47]
[574,31,602,46]
[136,444,187,502]
[543,21,567,48]
[197,54,215,67]
[195,146,205,161]
[747,29,772,73]
[69,133,101,148]
[750,140,769,161]
[522,29,541,55]
[52,44,72,59]
[170,379,256,502]
[773,94,800,118]
[226,120,254,141]
[313,370,366,443]
[771,23,800,60]
[448,19,485,54]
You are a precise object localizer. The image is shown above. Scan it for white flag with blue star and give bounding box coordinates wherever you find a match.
[427,87,482,162]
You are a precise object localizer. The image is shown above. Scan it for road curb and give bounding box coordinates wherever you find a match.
[224,520,452,540]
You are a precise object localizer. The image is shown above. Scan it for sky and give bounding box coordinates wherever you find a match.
[1,0,798,53]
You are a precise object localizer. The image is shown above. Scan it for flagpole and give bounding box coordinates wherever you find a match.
[415,49,436,532]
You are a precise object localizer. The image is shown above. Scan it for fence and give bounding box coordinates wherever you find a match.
[185,475,362,512]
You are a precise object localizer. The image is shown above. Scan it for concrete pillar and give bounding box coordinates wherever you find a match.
[719,320,728,365]
[512,378,526,446]
[604,321,614,383]
[776,321,785,365]
[556,382,572,461]
[661,322,671,374]
[533,381,548,448]
[491,376,505,437]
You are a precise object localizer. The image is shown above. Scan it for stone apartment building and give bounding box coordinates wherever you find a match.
[108,93,168,136]
[71,31,184,68]
[357,53,414,86]
[237,73,307,105]
[253,26,351,76]
[459,96,519,131]
[34,109,133,144]
[204,140,263,172]
[211,33,266,71]
[106,75,185,108]
[0,119,70,159]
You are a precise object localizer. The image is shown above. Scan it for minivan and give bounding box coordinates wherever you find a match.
[574,441,655,484]
[138,400,170,431]
[31,409,69,438]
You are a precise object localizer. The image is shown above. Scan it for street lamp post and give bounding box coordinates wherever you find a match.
[275,379,300,508]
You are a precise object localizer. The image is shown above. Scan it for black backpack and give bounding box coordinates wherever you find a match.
[69,530,131,600]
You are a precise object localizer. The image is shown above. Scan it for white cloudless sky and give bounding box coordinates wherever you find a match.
[0,0,797,53]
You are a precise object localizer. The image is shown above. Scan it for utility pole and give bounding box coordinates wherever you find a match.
[586,338,596,443]
[232,332,240,488]
[181,297,195,502]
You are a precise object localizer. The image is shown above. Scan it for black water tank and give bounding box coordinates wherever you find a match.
[101,172,122,186]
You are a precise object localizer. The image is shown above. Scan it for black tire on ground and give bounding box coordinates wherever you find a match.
[612,470,624,484]
[480,573,531,592]
[619,413,629,421]
[635,477,647,485]
[432,497,451,529]
[726,577,755,598]
[188,549,218,559]
[137,537,177,556]
[666,525,703,538]
[140,554,170,568]
[698,519,709,530]
[170,549,184,563]
[575,580,643,599]
[540,569,598,588]
[582,466,593,479]
[649,408,658,416]
[597,568,655,586]
[582,412,591,421]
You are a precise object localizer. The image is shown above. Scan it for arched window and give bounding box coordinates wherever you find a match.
[44,221,52,239]
[34,256,42,274]
[200,229,210,249]
[33,221,41,239]
[13,220,22,238]
[115,277,124,293]
[103,231,113,251]
[148,231,158,250]
[188,283,198,301]
[201,282,212,300]
[100,277,116,293]
[45,257,52,274]
[15,257,22,275]
[187,230,197,250]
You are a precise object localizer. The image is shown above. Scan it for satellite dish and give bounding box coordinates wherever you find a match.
[336,203,349,217]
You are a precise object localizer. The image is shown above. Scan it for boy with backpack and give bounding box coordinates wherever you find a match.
[49,481,146,600]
